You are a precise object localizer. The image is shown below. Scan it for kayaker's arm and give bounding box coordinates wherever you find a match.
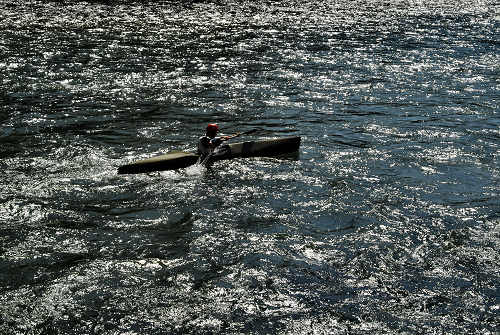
[220,129,258,141]
[221,133,241,141]
[211,129,258,147]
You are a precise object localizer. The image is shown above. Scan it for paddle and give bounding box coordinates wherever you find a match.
[220,128,258,141]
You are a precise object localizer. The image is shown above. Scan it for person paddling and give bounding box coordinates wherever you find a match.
[197,123,238,166]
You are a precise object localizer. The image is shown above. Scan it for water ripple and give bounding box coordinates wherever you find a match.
[1,0,499,334]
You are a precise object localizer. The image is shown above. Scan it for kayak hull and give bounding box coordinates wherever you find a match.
[117,152,199,174]
[117,136,301,174]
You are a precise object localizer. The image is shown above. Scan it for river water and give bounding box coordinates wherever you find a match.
[1,0,499,334]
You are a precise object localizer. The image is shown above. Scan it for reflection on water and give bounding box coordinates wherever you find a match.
[1,0,499,333]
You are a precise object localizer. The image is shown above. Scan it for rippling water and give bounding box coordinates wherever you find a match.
[1,0,499,334]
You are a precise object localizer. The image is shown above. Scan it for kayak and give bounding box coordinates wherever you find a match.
[117,136,301,174]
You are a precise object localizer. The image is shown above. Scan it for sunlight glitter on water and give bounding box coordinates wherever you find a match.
[0,0,499,334]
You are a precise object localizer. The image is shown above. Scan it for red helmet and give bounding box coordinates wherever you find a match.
[206,123,219,133]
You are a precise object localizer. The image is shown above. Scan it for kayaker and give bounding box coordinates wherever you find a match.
[197,123,232,165]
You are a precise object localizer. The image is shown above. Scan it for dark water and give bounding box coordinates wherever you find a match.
[1,0,499,334]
